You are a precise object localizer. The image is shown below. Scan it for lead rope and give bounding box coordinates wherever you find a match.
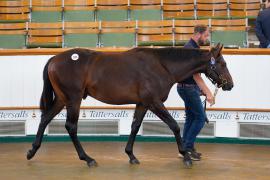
[213,85,219,102]
[204,85,219,124]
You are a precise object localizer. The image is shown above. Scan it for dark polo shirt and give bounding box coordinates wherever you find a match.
[180,38,200,84]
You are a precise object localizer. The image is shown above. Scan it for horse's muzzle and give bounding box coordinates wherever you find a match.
[222,83,233,91]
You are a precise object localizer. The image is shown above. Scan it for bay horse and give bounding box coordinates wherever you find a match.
[26,43,233,168]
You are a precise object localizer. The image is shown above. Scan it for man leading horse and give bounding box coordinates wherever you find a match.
[177,24,214,161]
[27,39,233,168]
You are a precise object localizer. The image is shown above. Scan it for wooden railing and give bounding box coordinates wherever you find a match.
[0,48,270,56]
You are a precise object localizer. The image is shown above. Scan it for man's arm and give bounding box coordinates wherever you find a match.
[255,13,270,48]
[193,74,215,106]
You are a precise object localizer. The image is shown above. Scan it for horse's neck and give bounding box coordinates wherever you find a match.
[172,59,207,83]
[157,48,209,83]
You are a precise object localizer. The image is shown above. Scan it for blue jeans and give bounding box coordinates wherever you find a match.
[177,84,206,150]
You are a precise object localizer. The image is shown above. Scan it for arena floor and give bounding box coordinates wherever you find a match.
[0,142,270,180]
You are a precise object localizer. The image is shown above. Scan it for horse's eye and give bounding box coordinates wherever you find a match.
[221,63,226,67]
[211,65,216,70]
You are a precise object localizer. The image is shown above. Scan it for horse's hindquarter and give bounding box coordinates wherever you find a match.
[48,49,98,102]
[86,50,173,105]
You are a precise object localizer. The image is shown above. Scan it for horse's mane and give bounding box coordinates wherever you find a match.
[134,47,209,62]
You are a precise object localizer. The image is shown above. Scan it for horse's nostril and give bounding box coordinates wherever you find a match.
[228,84,233,90]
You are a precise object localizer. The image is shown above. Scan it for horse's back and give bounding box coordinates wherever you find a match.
[47,47,171,105]
[85,48,172,104]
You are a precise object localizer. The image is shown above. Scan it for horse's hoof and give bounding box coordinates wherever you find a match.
[87,160,98,168]
[26,150,35,160]
[183,159,193,168]
[129,158,140,164]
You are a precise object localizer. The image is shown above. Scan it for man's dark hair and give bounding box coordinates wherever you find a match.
[194,24,208,34]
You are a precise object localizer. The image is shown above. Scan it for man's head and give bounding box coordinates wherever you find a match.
[266,0,270,8]
[192,24,209,46]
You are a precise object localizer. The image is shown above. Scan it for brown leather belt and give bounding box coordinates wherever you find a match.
[177,83,197,88]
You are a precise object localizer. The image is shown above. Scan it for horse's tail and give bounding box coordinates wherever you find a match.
[40,57,54,117]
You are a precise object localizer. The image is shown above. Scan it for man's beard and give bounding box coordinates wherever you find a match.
[198,38,205,46]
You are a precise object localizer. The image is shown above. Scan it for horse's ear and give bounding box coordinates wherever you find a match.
[220,44,224,51]
[210,43,219,52]
[215,43,221,50]
[217,44,223,55]
[211,43,223,57]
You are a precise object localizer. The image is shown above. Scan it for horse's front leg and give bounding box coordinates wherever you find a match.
[149,101,192,168]
[125,103,147,164]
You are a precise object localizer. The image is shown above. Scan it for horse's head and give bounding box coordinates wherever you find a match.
[205,43,234,91]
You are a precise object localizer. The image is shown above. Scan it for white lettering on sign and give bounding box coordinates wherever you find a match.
[239,112,270,121]
[206,112,232,120]
[0,110,29,120]
[0,109,269,123]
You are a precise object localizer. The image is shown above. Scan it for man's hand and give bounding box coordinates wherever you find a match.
[193,74,215,106]
[206,92,215,106]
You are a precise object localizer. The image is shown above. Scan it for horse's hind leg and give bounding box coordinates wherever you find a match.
[149,102,192,168]
[27,99,64,160]
[65,101,97,168]
[125,103,147,164]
